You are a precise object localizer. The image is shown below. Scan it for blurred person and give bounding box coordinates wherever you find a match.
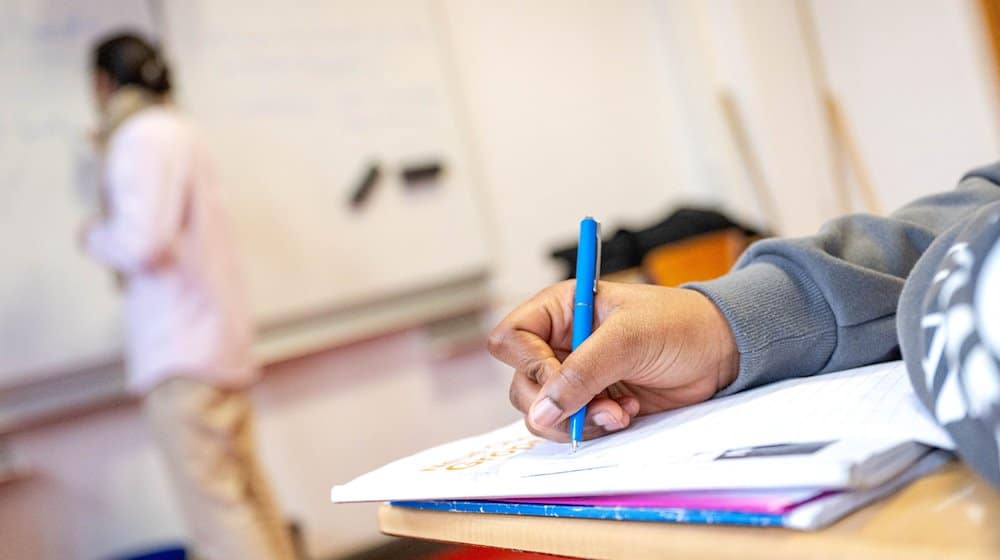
[79,32,296,560]
[489,164,1000,488]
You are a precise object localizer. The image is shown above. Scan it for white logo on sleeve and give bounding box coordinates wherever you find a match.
[920,242,997,426]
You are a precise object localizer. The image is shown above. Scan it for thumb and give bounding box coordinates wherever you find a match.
[528,316,633,429]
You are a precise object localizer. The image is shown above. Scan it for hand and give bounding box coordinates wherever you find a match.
[488,281,739,442]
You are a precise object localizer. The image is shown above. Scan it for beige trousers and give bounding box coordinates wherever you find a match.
[144,378,296,560]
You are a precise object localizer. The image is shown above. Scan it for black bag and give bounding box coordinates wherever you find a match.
[550,207,763,279]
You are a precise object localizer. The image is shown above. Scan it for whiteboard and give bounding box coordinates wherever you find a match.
[0,0,490,392]
[0,1,156,387]
[163,0,490,323]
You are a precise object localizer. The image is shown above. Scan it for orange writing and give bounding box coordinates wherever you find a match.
[421,436,540,472]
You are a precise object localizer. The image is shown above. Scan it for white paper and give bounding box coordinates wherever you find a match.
[783,449,953,530]
[332,361,955,503]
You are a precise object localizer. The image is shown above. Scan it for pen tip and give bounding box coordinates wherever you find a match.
[571,440,578,454]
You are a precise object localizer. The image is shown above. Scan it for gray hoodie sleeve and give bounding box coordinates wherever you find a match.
[686,164,1000,396]
[897,200,1000,488]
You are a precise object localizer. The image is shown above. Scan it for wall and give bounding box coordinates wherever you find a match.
[0,2,689,559]
[438,0,686,300]
[807,0,1000,212]
[656,0,1000,236]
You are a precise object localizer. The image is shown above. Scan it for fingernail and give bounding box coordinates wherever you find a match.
[529,397,563,428]
[592,412,619,430]
[624,400,640,416]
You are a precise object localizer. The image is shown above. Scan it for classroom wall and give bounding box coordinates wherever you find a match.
[0,3,690,559]
[2,1,998,559]
[663,0,1000,235]
[438,0,687,299]
[807,0,1000,212]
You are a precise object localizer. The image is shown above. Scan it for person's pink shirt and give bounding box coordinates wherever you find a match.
[86,107,258,394]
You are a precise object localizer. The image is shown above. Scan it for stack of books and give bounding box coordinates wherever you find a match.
[332,361,955,530]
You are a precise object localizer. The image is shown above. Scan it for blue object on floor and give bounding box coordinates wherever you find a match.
[113,544,186,560]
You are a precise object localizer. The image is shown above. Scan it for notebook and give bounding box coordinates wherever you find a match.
[332,361,953,504]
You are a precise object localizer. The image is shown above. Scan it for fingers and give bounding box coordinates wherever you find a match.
[511,369,634,441]
[586,397,632,432]
[488,282,575,370]
[615,394,641,417]
[525,396,631,442]
[494,282,644,443]
[493,330,562,386]
[509,369,540,415]
[527,314,637,431]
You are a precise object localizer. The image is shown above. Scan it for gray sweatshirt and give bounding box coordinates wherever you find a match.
[688,163,1000,487]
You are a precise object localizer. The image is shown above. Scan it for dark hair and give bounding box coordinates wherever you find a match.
[92,32,171,95]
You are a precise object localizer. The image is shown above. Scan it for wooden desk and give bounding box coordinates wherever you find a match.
[378,462,999,560]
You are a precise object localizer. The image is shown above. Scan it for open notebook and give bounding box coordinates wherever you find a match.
[332,361,954,505]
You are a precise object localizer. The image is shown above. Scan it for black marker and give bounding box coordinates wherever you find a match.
[401,160,444,187]
[349,162,381,208]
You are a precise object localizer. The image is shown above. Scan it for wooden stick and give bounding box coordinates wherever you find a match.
[978,0,1000,149]
[979,0,1000,89]
[795,0,882,215]
[823,93,883,215]
[718,90,781,232]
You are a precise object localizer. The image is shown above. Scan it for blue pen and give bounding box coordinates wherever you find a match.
[569,217,601,453]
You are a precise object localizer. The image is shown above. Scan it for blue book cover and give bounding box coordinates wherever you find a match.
[390,500,785,527]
